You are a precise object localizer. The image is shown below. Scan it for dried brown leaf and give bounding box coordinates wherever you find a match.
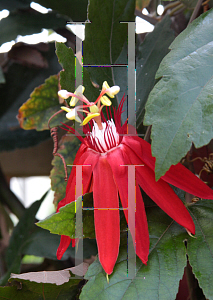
[10,263,89,286]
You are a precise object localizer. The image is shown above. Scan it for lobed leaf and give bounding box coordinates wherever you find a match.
[80,194,213,300]
[80,200,213,300]
[50,135,81,206]
[144,9,213,180]
[80,205,188,300]
[18,75,67,131]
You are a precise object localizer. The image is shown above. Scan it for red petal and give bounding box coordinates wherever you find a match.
[162,163,213,199]
[122,136,213,200]
[56,235,71,259]
[56,146,99,260]
[122,145,195,235]
[137,166,195,234]
[107,147,149,264]
[93,155,120,275]
[122,136,155,170]
[135,183,149,264]
[72,239,76,247]
[64,143,87,195]
[57,197,66,212]
[65,147,99,205]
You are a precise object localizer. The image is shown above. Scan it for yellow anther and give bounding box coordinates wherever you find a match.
[70,85,85,106]
[101,95,112,106]
[81,113,100,126]
[102,81,110,91]
[61,106,81,123]
[102,81,120,98]
[61,106,71,113]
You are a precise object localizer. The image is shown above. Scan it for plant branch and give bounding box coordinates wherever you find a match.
[0,166,25,219]
[188,0,203,24]
[144,125,152,143]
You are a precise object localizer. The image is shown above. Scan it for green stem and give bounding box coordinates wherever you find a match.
[0,166,25,219]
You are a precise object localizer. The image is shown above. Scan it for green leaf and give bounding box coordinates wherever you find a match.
[0,277,81,299]
[55,42,75,93]
[37,193,95,238]
[0,10,67,46]
[144,9,213,180]
[37,0,88,21]
[22,227,97,260]
[83,0,135,106]
[55,42,99,105]
[80,205,188,300]
[37,192,127,239]
[18,75,67,130]
[0,192,48,286]
[187,200,213,299]
[50,135,81,206]
[84,0,135,65]
[136,16,174,128]
[80,194,213,300]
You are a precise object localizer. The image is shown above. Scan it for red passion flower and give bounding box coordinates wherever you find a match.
[56,82,213,275]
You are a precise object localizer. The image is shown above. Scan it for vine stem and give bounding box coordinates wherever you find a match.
[188,0,203,24]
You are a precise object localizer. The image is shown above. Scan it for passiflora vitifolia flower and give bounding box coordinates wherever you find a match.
[56,82,213,275]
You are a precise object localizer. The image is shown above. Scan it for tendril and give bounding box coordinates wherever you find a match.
[48,110,68,181]
[187,153,213,181]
